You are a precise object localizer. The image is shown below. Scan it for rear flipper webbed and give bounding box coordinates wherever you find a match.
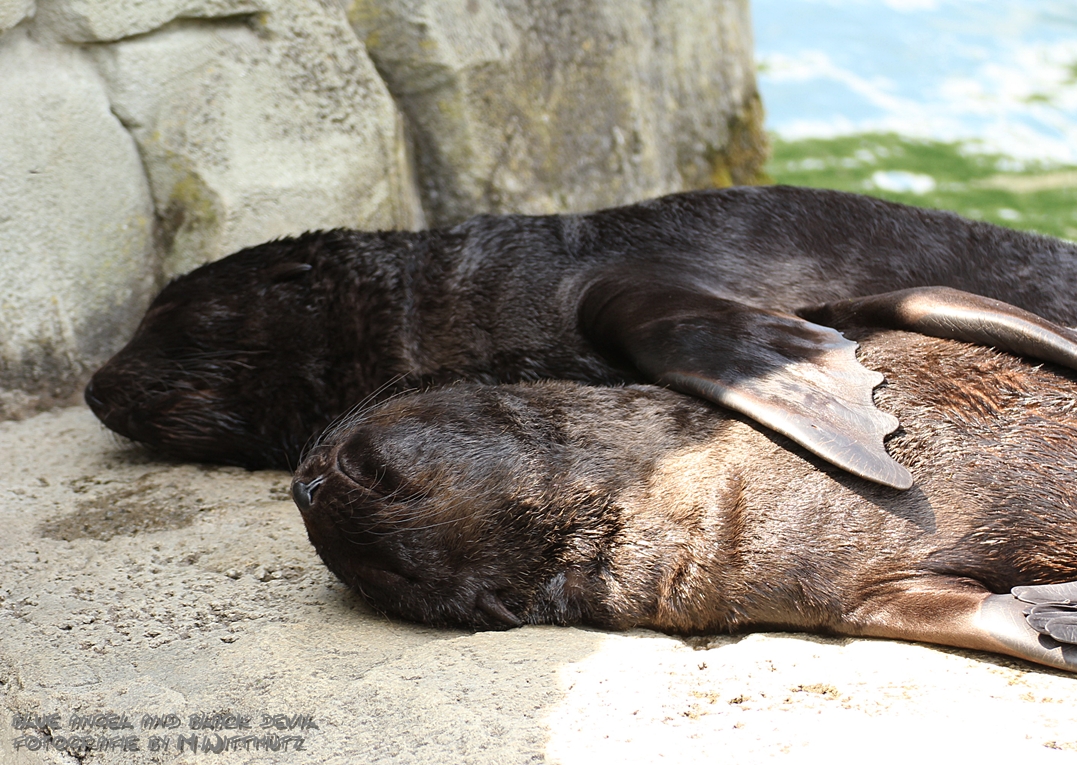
[978,582,1077,672]
[582,280,1077,491]
[840,578,1077,673]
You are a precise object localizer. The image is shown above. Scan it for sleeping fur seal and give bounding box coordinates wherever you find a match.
[86,185,1077,487]
[290,328,1077,673]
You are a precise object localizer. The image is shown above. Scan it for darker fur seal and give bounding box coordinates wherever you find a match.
[86,186,1077,486]
[291,329,1077,672]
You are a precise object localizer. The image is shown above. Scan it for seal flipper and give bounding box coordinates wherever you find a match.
[977,584,1077,671]
[580,280,912,489]
[799,286,1077,371]
[1013,581,1077,644]
[848,580,1077,672]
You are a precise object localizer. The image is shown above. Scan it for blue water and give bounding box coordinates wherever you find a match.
[754,0,1077,162]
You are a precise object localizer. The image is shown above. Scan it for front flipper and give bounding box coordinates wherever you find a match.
[799,286,1077,371]
[580,279,912,489]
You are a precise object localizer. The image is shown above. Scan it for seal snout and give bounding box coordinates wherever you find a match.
[292,476,325,512]
[84,378,104,411]
[84,375,120,423]
[84,373,136,438]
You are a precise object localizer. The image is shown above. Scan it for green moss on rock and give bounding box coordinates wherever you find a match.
[768,133,1077,240]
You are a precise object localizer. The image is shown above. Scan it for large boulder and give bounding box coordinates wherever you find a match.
[88,0,424,278]
[33,0,263,43]
[347,0,765,224]
[0,29,156,418]
[0,0,33,33]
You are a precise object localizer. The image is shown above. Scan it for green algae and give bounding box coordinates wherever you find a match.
[766,133,1077,241]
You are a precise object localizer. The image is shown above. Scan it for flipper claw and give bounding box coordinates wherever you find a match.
[476,589,522,628]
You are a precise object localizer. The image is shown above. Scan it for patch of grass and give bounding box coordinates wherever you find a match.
[767,133,1077,240]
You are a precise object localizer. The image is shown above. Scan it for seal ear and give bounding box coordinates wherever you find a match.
[580,278,912,490]
[798,286,1077,372]
[266,261,313,282]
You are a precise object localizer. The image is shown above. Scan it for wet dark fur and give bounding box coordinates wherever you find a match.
[293,330,1077,635]
[86,186,1077,469]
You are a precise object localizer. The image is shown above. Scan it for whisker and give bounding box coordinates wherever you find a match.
[301,374,416,462]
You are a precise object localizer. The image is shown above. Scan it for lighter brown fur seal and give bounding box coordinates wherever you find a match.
[292,329,1077,672]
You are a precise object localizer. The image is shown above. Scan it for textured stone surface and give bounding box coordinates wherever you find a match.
[0,29,156,419]
[4,407,1077,763]
[0,0,32,33]
[34,0,263,43]
[90,1,424,278]
[348,0,766,225]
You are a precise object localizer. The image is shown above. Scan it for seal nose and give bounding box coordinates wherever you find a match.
[84,378,104,411]
[292,477,324,512]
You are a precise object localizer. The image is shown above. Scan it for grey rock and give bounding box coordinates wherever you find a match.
[32,0,263,43]
[89,1,424,278]
[4,406,1077,763]
[0,29,156,419]
[347,0,766,225]
[0,0,33,34]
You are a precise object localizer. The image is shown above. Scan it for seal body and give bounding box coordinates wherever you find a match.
[292,329,1077,671]
[86,186,1077,474]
